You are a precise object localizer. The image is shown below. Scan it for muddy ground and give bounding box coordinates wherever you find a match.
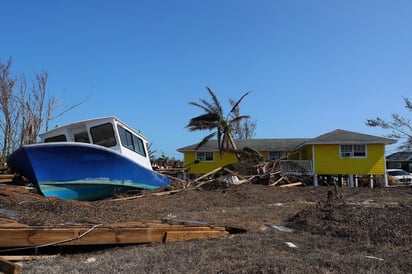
[0,183,411,273]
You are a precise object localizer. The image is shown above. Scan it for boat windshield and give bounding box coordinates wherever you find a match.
[90,123,117,147]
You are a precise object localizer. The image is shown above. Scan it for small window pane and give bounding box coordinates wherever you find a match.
[91,123,116,147]
[133,135,146,156]
[44,134,67,142]
[340,145,352,157]
[196,151,214,161]
[74,131,90,143]
[118,125,146,156]
[118,126,134,150]
[353,145,366,157]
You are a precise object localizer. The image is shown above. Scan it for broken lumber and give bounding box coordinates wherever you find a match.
[0,255,56,261]
[269,176,284,187]
[194,167,223,182]
[0,257,20,274]
[279,182,303,188]
[110,189,183,201]
[0,174,15,184]
[0,220,242,248]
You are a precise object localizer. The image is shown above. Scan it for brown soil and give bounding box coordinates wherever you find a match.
[0,183,411,273]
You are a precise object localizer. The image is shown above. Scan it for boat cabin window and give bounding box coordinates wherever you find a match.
[90,123,117,147]
[74,131,90,143]
[44,134,67,142]
[117,125,146,156]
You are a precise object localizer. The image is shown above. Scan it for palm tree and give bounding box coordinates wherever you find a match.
[186,86,251,156]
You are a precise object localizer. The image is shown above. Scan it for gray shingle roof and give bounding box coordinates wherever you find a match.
[177,129,396,152]
[386,151,412,161]
[177,138,308,152]
[305,129,396,145]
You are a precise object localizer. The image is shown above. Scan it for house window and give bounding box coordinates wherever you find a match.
[196,151,214,162]
[269,151,283,160]
[340,144,366,158]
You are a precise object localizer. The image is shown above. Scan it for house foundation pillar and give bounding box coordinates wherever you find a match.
[313,174,318,187]
[382,175,388,187]
[348,174,354,188]
[369,175,374,189]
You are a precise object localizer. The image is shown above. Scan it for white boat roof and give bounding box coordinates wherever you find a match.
[39,116,149,141]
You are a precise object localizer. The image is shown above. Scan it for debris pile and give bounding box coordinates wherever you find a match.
[169,159,311,191]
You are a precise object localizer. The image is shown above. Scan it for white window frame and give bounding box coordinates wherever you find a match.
[196,151,214,162]
[340,144,367,158]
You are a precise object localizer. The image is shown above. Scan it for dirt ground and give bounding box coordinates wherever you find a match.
[0,183,411,273]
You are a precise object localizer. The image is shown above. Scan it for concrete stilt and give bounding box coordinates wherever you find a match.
[313,174,318,187]
[369,175,374,189]
[382,175,388,187]
[348,174,354,188]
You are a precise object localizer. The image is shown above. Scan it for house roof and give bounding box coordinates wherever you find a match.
[177,138,309,152]
[386,151,412,161]
[303,129,396,145]
[177,129,396,152]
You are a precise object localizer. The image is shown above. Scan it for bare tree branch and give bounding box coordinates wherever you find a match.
[366,97,412,151]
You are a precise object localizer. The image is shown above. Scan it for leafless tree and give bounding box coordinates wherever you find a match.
[0,58,17,159]
[366,97,412,151]
[0,58,85,161]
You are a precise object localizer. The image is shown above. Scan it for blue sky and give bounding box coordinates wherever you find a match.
[2,1,411,159]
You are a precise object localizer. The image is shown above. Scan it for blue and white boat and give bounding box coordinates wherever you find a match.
[7,117,170,201]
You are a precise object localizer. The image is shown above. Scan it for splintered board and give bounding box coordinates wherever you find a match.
[0,220,243,248]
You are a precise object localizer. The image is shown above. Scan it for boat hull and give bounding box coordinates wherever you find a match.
[7,143,170,201]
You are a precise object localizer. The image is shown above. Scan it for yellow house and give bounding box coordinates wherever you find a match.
[177,129,396,186]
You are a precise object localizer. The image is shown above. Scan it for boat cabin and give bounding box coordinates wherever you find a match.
[39,117,153,170]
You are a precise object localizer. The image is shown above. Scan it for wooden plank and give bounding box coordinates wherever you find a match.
[268,176,284,187]
[110,189,182,201]
[0,174,15,180]
[279,182,303,188]
[194,167,223,182]
[0,255,56,261]
[164,230,227,242]
[0,218,28,228]
[0,257,20,274]
[0,222,229,248]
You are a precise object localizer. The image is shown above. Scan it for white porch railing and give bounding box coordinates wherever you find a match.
[278,160,313,175]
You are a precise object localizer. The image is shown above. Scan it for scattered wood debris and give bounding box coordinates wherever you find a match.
[0,219,244,249]
[186,160,310,190]
[0,256,20,274]
[110,189,182,201]
[0,174,15,184]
